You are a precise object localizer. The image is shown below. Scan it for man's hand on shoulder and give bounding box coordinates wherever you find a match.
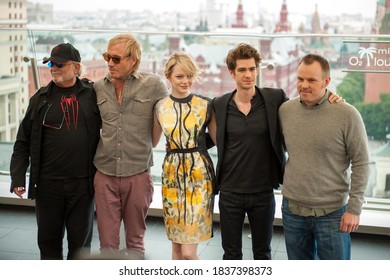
[328,90,345,104]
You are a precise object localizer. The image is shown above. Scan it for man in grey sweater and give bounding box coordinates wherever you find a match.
[279,54,370,260]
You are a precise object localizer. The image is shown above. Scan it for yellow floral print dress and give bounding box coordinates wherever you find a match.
[155,94,215,244]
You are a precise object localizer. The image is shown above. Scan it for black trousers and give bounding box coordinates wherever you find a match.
[219,190,275,260]
[35,177,94,260]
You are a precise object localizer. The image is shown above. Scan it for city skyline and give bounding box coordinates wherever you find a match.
[30,0,378,17]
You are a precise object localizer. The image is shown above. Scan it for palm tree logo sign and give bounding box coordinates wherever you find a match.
[358,47,377,67]
[349,47,377,67]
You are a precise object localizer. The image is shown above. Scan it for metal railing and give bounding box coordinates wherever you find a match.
[0,27,389,235]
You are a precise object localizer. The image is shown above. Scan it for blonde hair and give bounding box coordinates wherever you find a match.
[108,33,142,71]
[164,52,202,83]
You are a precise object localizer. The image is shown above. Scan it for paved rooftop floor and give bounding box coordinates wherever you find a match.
[0,204,389,260]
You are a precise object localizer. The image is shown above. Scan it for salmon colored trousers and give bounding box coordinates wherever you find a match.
[94,170,154,255]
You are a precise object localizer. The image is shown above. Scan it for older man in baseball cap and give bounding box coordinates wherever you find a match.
[41,43,83,88]
[10,42,101,259]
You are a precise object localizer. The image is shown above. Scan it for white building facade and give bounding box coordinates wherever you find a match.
[0,0,29,141]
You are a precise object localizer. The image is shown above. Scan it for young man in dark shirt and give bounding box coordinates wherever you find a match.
[212,43,287,260]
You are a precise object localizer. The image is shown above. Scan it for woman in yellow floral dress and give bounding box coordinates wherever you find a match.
[152,52,216,260]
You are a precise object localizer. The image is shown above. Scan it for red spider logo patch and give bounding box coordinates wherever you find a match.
[60,95,79,129]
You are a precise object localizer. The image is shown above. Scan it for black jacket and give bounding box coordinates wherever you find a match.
[10,78,101,199]
[211,86,288,193]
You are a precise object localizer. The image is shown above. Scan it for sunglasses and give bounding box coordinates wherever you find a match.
[42,103,64,129]
[103,52,130,64]
[47,61,73,68]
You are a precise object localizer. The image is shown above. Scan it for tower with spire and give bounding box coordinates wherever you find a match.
[275,0,290,32]
[311,4,328,46]
[232,0,247,28]
[311,4,321,33]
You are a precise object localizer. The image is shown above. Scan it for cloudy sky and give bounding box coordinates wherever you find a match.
[30,0,378,17]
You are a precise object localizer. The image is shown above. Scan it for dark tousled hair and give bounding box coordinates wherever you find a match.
[225,43,262,71]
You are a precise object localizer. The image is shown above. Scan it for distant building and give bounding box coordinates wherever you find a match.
[266,0,301,98]
[199,0,225,30]
[231,0,247,28]
[364,0,390,103]
[27,1,53,23]
[275,0,291,32]
[372,0,387,34]
[310,4,329,46]
[164,1,301,99]
[0,0,28,142]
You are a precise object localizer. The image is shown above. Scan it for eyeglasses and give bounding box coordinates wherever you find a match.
[42,103,65,129]
[103,52,130,64]
[47,61,73,68]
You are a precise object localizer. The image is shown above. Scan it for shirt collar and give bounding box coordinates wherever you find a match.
[300,89,328,107]
[104,70,140,84]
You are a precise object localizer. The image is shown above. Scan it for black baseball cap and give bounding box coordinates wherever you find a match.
[43,43,81,64]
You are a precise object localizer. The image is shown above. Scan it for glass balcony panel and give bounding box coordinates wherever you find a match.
[0,28,389,233]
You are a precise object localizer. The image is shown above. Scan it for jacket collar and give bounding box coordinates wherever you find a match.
[38,77,83,96]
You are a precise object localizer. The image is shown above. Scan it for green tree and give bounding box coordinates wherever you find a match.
[183,26,205,45]
[336,72,365,106]
[183,27,196,45]
[356,93,390,141]
[337,72,389,141]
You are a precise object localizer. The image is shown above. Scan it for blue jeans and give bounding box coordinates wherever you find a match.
[219,191,275,260]
[282,198,351,260]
